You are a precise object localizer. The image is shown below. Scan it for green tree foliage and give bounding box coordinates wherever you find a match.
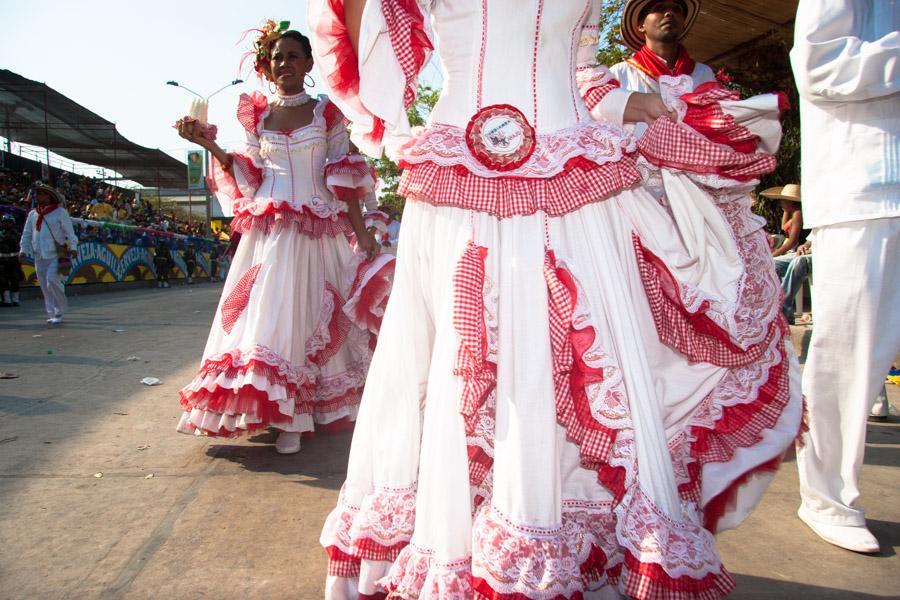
[596,0,629,67]
[368,85,441,217]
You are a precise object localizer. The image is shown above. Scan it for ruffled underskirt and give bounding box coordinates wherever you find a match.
[178,216,393,437]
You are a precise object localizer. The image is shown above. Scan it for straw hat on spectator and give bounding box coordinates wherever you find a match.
[759,183,801,202]
[32,182,66,205]
[621,0,701,53]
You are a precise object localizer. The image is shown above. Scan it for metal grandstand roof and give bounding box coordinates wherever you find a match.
[685,0,799,66]
[0,69,186,188]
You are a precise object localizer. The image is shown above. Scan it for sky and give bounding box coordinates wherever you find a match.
[1,0,442,182]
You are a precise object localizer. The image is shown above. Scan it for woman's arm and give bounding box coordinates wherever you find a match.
[346,197,378,260]
[344,0,367,55]
[773,211,802,257]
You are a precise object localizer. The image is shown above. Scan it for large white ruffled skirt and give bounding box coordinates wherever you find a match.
[177,223,391,436]
[321,179,802,599]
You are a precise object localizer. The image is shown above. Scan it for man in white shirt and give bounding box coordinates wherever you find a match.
[611,0,715,100]
[791,0,899,554]
[19,184,78,324]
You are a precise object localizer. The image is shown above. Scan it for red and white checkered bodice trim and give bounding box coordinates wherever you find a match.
[398,156,642,219]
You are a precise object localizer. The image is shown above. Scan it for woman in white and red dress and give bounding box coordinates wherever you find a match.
[309,1,801,598]
[174,23,392,455]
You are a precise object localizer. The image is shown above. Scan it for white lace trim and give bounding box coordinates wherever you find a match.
[397,120,636,179]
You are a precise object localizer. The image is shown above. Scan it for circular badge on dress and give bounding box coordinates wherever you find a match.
[465,104,537,172]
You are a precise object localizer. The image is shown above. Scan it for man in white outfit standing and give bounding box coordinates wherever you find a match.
[19,184,79,324]
[791,0,899,554]
[611,0,715,103]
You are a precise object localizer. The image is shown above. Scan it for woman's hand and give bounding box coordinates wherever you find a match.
[356,230,380,261]
[175,117,210,148]
[623,92,678,125]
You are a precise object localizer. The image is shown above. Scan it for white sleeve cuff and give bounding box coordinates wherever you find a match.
[590,88,633,128]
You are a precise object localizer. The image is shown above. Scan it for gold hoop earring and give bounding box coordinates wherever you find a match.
[305,73,316,88]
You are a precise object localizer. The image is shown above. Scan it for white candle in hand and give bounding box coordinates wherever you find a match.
[188,98,209,125]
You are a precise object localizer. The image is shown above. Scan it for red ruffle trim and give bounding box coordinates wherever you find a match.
[544,251,627,500]
[231,204,353,238]
[325,154,377,201]
[312,0,386,147]
[633,235,771,368]
[621,551,735,599]
[381,0,433,108]
[346,258,395,337]
[309,283,352,367]
[326,545,361,578]
[398,156,642,219]
[637,119,776,183]
[452,242,496,433]
[237,91,268,136]
[681,83,763,155]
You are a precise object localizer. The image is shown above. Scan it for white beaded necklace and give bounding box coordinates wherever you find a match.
[272,91,312,107]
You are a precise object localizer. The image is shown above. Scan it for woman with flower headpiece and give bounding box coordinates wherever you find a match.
[173,20,394,455]
[308,1,803,599]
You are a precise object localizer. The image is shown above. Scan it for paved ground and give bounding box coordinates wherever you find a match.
[0,285,897,599]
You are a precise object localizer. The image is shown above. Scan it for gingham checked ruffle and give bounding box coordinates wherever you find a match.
[452,242,496,434]
[544,250,630,500]
[637,117,776,183]
[381,0,433,109]
[399,156,642,219]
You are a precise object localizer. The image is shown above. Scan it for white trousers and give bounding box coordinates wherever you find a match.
[34,257,68,317]
[797,217,900,525]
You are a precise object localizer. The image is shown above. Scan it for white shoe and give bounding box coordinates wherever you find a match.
[274,431,301,454]
[798,507,880,553]
[48,316,64,324]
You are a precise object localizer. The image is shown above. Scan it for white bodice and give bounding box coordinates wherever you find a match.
[238,96,350,219]
[428,0,596,133]
[256,127,331,205]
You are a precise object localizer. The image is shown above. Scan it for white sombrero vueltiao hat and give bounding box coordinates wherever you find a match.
[759,183,801,202]
[620,0,701,53]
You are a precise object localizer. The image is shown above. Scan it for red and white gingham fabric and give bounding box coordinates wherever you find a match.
[381,0,433,109]
[637,117,776,183]
[621,552,736,600]
[399,157,642,219]
[220,264,262,334]
[581,81,621,112]
[543,250,576,410]
[680,83,762,154]
[452,241,495,434]
[236,91,268,135]
[631,235,773,368]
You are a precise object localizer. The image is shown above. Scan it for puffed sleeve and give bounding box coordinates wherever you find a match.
[790,0,899,104]
[322,99,377,201]
[207,93,266,216]
[575,0,632,128]
[308,0,434,157]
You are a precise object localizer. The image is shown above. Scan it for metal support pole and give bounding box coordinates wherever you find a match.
[43,87,51,183]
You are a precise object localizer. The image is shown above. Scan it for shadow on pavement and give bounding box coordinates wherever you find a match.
[731,574,888,599]
[205,429,352,490]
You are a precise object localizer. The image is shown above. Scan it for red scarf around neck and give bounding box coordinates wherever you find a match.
[35,203,60,231]
[626,45,697,81]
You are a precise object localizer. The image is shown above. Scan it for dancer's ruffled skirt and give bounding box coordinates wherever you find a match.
[321,184,802,599]
[177,217,391,436]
